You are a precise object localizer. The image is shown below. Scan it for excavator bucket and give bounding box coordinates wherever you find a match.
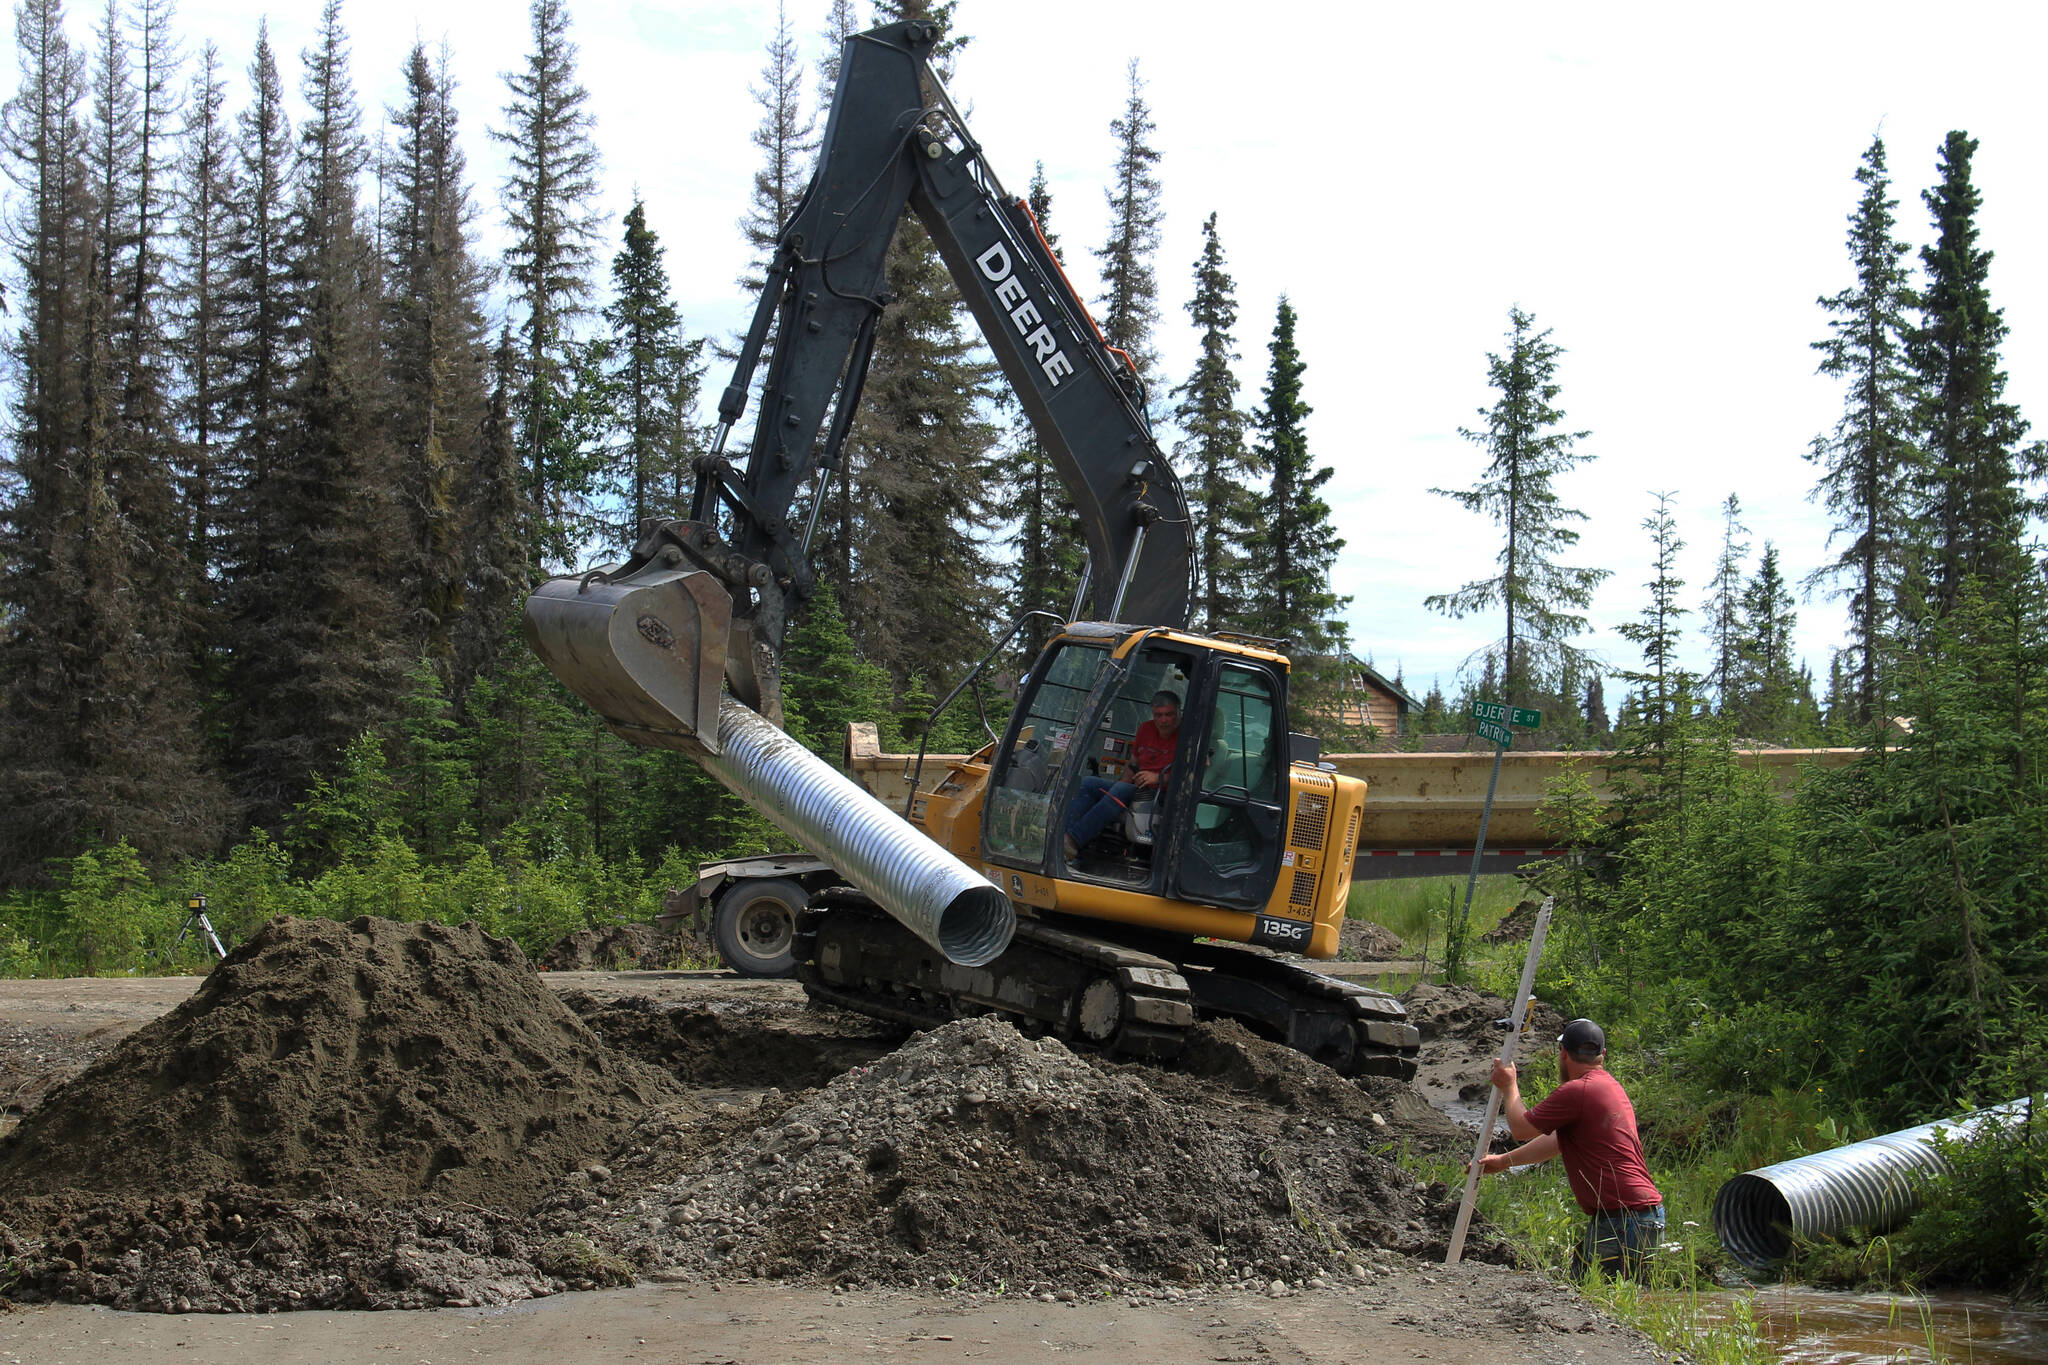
[523,567,733,754]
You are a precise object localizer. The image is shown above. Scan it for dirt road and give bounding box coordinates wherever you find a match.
[3,1270,1662,1364]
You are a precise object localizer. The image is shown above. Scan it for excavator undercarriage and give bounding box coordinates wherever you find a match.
[795,890,1420,1080]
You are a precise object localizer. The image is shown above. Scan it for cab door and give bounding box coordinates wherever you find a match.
[1166,659,1287,910]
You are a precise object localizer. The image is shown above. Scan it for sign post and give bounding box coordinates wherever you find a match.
[1448,699,1534,977]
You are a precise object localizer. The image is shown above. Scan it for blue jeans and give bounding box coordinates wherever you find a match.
[1066,776,1136,848]
[1575,1204,1664,1279]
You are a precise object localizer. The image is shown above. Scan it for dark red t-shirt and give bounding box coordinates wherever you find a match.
[1525,1067,1662,1214]
[1131,720,1176,782]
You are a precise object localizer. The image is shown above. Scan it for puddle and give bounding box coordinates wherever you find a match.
[1693,1286,2048,1364]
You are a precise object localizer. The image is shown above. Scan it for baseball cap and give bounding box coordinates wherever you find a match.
[1558,1018,1606,1059]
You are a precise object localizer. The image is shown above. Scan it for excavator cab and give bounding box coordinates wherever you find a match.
[982,627,1290,913]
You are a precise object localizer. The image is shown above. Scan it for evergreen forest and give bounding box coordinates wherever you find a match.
[2,5,2047,1292]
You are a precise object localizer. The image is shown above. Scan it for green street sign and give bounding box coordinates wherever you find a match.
[1471,701,1542,729]
[1477,720,1514,748]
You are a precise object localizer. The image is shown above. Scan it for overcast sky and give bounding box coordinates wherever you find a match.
[31,0,2048,704]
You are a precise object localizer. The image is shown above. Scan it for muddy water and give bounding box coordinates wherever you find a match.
[1701,1286,2048,1364]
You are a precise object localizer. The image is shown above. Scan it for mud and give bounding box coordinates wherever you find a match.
[0,916,680,1212]
[1400,980,1566,1129]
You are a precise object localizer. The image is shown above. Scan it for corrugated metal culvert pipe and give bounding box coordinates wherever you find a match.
[1712,1097,2034,1268]
[700,695,1016,967]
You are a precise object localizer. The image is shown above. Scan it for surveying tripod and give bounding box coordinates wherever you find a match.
[175,895,227,960]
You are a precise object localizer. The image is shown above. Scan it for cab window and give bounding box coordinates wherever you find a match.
[983,642,1108,861]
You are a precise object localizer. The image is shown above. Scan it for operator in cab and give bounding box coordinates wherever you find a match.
[1063,691,1180,859]
[1480,1018,1664,1277]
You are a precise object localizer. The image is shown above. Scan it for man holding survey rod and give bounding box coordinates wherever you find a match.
[1482,1017,1664,1277]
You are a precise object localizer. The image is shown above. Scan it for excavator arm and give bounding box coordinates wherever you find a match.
[526,19,1191,753]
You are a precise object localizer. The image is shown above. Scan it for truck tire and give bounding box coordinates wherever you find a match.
[713,877,804,978]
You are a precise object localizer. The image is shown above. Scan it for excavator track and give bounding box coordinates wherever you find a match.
[1172,940,1421,1081]
[793,889,1195,1062]
[793,891,1420,1081]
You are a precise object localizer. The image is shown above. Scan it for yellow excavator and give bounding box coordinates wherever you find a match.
[524,19,1418,1079]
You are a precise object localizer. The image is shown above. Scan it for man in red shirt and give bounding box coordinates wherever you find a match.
[1483,1018,1665,1277]
[1063,692,1180,859]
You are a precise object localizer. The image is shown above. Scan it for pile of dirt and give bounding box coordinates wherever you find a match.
[1482,898,1543,944]
[1164,1019,1462,1155]
[558,994,898,1090]
[541,922,710,972]
[0,916,682,1213]
[1338,918,1409,961]
[569,1017,1492,1293]
[0,1189,570,1312]
[1400,980,1566,1123]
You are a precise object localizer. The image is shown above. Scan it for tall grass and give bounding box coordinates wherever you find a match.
[1407,1145,1775,1363]
[1346,874,1523,947]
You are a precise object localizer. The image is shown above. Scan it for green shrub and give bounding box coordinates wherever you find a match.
[1889,1106,2048,1295]
[60,841,172,974]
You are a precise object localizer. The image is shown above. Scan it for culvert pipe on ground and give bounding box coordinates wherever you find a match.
[1712,1097,2034,1268]
[698,695,1015,968]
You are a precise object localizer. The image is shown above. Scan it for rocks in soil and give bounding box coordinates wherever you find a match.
[0,1189,561,1312]
[1338,919,1408,962]
[580,1016,1495,1292]
[0,915,681,1212]
[1163,1019,1463,1155]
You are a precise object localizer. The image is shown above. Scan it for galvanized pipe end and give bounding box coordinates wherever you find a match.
[1711,1173,1794,1269]
[935,884,1016,967]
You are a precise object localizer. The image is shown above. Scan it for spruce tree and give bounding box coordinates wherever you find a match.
[737,1,811,295]
[495,0,603,567]
[1243,297,1351,730]
[1732,543,1800,741]
[229,0,403,828]
[216,21,294,730]
[172,41,235,596]
[603,200,685,535]
[1425,307,1608,704]
[384,40,487,673]
[1611,492,1694,798]
[1910,131,2030,620]
[1616,492,1687,733]
[1583,674,1611,743]
[816,0,859,99]
[832,0,998,683]
[1173,211,1256,632]
[1092,58,1162,387]
[0,0,228,881]
[1700,493,1748,711]
[1808,134,1919,721]
[454,328,529,695]
[782,580,891,763]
